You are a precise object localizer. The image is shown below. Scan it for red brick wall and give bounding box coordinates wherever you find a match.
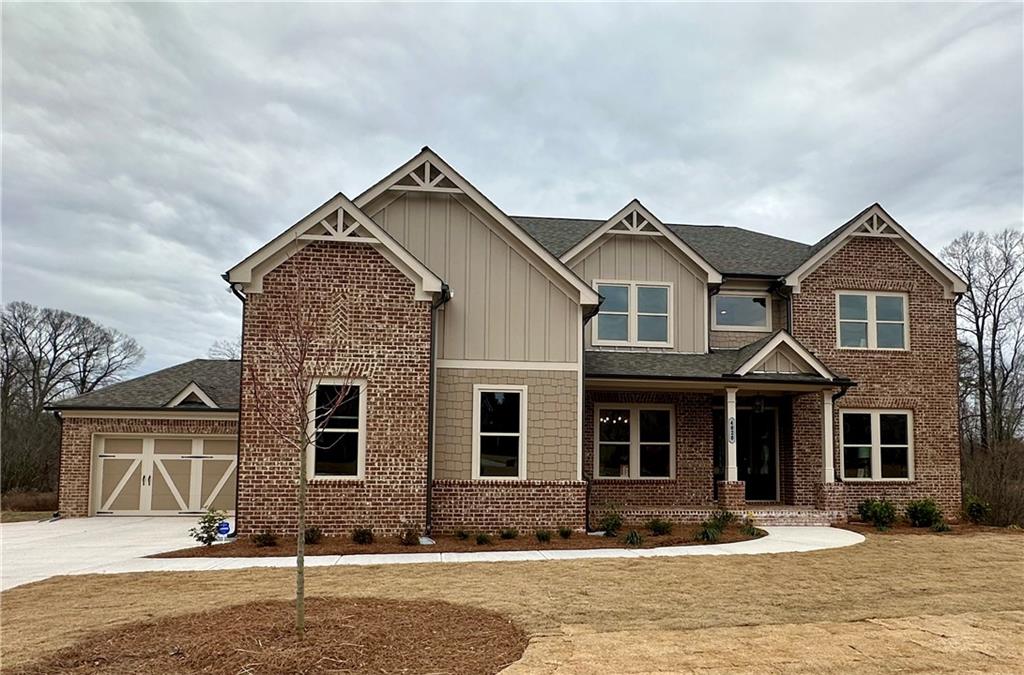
[430,480,586,533]
[792,235,961,517]
[58,415,238,517]
[238,241,432,537]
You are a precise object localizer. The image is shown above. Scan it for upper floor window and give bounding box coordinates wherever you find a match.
[840,410,912,480]
[472,385,527,479]
[594,281,672,347]
[309,380,366,479]
[837,291,908,350]
[595,404,674,479]
[712,293,771,332]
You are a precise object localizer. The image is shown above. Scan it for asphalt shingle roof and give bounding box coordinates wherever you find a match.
[53,359,241,410]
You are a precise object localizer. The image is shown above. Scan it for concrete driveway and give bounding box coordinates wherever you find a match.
[1,517,210,590]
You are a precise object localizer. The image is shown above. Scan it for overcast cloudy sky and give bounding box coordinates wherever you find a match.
[3,3,1022,374]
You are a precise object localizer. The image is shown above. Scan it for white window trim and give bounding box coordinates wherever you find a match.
[835,291,909,351]
[472,384,528,480]
[711,291,773,333]
[839,409,914,482]
[306,377,368,480]
[594,403,675,480]
[592,280,674,348]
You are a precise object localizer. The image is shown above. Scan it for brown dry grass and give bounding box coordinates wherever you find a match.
[0,511,52,523]
[2,531,1022,673]
[0,491,57,512]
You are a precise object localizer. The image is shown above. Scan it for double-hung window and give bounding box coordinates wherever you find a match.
[594,281,672,347]
[596,404,673,479]
[309,379,366,478]
[840,410,912,480]
[837,292,908,350]
[473,385,527,479]
[712,293,771,331]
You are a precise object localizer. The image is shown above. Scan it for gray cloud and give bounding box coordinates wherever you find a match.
[3,3,1021,373]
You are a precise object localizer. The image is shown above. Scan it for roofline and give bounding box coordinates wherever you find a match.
[584,373,852,386]
[732,330,837,379]
[49,404,240,412]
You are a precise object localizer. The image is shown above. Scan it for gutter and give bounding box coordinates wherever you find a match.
[424,283,452,535]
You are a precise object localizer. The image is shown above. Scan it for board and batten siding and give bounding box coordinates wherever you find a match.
[570,234,708,352]
[366,192,579,363]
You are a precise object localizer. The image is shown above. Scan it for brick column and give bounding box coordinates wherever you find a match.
[717,480,746,511]
[815,482,846,522]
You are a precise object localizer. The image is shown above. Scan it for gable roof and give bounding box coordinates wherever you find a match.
[52,359,241,411]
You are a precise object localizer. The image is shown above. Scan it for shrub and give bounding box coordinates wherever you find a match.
[535,529,553,543]
[624,529,643,546]
[905,498,943,528]
[351,528,374,545]
[645,518,673,536]
[558,526,573,539]
[499,528,519,540]
[475,532,493,545]
[399,523,419,546]
[739,515,759,537]
[857,498,898,530]
[695,521,721,543]
[189,509,228,547]
[709,510,735,531]
[964,494,991,524]
[454,528,470,540]
[931,519,952,533]
[251,530,277,547]
[598,510,623,537]
[304,526,323,545]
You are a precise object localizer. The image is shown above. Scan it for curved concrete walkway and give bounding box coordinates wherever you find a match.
[45,526,863,582]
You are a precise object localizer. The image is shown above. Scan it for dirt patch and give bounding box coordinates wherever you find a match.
[155,523,763,558]
[7,597,527,675]
[840,521,1024,536]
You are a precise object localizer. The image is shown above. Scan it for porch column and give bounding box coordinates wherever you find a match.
[725,387,738,482]
[822,390,835,483]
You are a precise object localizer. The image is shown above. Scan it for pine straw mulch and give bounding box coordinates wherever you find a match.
[7,597,528,675]
[155,523,763,558]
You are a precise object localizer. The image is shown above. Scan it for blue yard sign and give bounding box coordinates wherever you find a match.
[217,521,231,536]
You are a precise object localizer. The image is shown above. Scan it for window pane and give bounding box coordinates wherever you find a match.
[639,410,670,443]
[877,322,905,349]
[479,391,520,433]
[876,295,904,322]
[315,431,358,476]
[479,435,520,477]
[843,446,872,479]
[316,385,360,428]
[842,413,872,445]
[839,321,868,348]
[881,446,909,478]
[839,294,868,320]
[598,284,629,313]
[597,314,627,341]
[639,444,671,477]
[599,409,631,443]
[599,443,630,477]
[637,315,668,342]
[637,286,668,314]
[880,414,908,445]
[715,295,768,327]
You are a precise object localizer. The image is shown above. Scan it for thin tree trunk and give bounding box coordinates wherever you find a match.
[296,436,306,637]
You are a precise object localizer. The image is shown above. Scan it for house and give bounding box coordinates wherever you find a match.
[52,148,966,534]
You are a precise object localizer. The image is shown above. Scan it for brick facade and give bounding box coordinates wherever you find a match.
[237,241,432,537]
[58,415,238,517]
[430,480,586,533]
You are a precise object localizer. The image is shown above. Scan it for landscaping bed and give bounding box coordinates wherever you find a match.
[841,521,1022,536]
[7,597,527,674]
[155,521,765,558]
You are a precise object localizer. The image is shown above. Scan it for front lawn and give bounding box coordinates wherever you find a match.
[2,530,1021,673]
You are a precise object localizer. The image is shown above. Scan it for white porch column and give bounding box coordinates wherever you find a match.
[725,387,738,482]
[822,390,835,483]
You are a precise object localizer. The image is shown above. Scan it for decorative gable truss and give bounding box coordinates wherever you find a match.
[166,382,218,408]
[733,331,836,380]
[390,158,461,193]
[784,204,967,298]
[226,192,445,299]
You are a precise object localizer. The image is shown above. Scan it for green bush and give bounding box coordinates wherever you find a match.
[645,518,673,536]
[558,526,573,539]
[251,530,277,547]
[709,510,735,531]
[304,526,323,545]
[598,510,623,537]
[930,519,952,533]
[475,532,493,545]
[499,528,519,540]
[695,521,721,543]
[399,525,419,546]
[739,515,759,537]
[351,527,374,545]
[905,498,943,528]
[455,528,470,540]
[535,529,553,543]
[624,529,643,546]
[857,498,898,530]
[189,509,228,547]
[964,495,991,524]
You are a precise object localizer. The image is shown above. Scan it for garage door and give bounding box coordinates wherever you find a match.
[93,436,237,515]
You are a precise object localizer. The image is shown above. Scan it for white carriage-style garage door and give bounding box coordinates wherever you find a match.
[93,435,237,515]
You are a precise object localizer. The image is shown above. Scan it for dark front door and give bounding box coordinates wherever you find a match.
[713,408,779,502]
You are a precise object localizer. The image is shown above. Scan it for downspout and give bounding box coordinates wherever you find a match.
[424,283,452,536]
[581,297,603,532]
[225,277,246,538]
[52,410,63,519]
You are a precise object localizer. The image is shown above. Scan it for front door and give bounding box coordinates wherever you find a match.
[713,408,779,502]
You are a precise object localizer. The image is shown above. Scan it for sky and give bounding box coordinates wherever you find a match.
[3,3,1022,375]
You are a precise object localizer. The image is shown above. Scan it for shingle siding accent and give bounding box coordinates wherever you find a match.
[792,236,961,517]
[237,241,432,537]
[430,480,586,533]
[434,368,577,481]
[58,416,238,517]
